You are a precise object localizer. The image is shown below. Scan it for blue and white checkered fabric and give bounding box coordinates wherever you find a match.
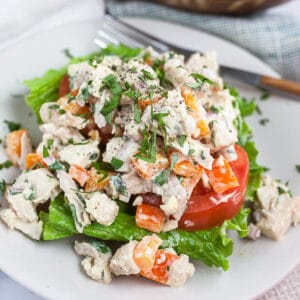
[107,0,300,81]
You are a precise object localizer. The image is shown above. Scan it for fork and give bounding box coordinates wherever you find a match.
[95,13,300,99]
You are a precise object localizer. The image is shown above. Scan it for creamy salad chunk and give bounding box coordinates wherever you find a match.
[1,46,299,288]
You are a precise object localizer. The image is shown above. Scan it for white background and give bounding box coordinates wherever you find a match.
[0,0,299,299]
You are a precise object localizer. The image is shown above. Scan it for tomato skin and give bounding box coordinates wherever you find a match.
[59,75,71,97]
[179,144,249,231]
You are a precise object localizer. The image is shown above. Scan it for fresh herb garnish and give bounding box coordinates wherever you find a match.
[62,48,74,59]
[111,157,123,170]
[259,118,270,126]
[179,135,186,147]
[260,89,270,101]
[187,73,213,89]
[295,165,300,173]
[0,160,13,170]
[152,59,172,87]
[135,127,157,163]
[89,153,99,161]
[49,160,65,171]
[43,146,49,158]
[170,153,178,171]
[0,180,7,197]
[101,74,123,116]
[152,112,169,151]
[78,87,90,103]
[48,104,60,110]
[47,139,54,149]
[154,169,170,186]
[4,120,21,132]
[92,161,114,172]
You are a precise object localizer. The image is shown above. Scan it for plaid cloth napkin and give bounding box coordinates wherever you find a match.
[107,0,300,81]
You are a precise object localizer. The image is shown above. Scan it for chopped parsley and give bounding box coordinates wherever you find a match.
[111,157,123,170]
[78,86,90,103]
[179,135,186,147]
[48,160,65,171]
[0,180,7,197]
[135,127,157,163]
[101,74,123,116]
[152,59,172,87]
[170,153,178,171]
[4,120,21,132]
[48,104,60,110]
[89,241,110,254]
[0,160,13,170]
[259,118,270,126]
[260,89,270,101]
[62,48,74,59]
[89,153,99,161]
[295,165,300,173]
[47,139,54,149]
[43,146,49,158]
[92,161,114,172]
[154,169,170,186]
[152,112,169,151]
[186,73,213,89]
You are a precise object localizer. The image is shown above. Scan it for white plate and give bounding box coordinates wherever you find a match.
[0,18,300,300]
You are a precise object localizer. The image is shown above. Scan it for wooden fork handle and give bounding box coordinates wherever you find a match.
[260,75,300,96]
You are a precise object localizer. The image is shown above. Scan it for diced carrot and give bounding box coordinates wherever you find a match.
[131,153,169,180]
[140,249,179,285]
[138,97,160,110]
[145,56,153,66]
[173,161,203,178]
[69,165,90,187]
[5,129,27,164]
[84,167,109,192]
[206,156,239,194]
[196,119,210,136]
[25,153,47,170]
[133,235,162,273]
[181,90,210,137]
[135,204,165,233]
[57,95,90,116]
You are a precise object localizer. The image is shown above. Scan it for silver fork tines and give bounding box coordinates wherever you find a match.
[95,14,171,55]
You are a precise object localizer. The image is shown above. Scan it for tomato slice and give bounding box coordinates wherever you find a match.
[179,144,249,230]
[59,74,71,97]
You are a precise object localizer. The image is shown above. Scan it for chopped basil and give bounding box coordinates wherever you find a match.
[101,74,123,116]
[0,160,13,170]
[111,157,123,170]
[277,186,287,195]
[295,165,300,173]
[4,120,21,132]
[130,67,137,73]
[179,135,186,147]
[43,146,49,158]
[259,118,270,126]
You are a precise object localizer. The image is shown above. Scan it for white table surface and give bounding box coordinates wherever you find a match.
[0,1,300,299]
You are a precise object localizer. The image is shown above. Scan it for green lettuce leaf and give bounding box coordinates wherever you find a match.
[231,87,266,201]
[42,195,249,271]
[24,45,141,123]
